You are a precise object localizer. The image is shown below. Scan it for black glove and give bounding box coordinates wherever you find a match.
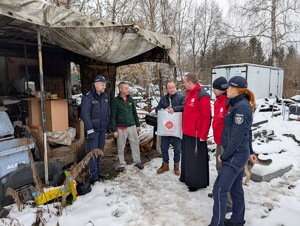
[87,132,96,139]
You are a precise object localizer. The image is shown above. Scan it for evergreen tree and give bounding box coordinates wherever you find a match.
[247,37,265,64]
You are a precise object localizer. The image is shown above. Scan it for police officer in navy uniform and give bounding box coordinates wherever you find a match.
[81,75,110,184]
[209,76,258,226]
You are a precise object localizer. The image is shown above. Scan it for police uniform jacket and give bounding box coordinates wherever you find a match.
[81,85,110,134]
[221,94,253,170]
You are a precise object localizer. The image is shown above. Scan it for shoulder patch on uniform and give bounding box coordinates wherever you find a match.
[235,113,244,125]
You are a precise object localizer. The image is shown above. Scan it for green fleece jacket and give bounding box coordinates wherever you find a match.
[110,94,140,132]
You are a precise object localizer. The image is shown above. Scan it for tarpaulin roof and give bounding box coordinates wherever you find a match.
[0,0,177,65]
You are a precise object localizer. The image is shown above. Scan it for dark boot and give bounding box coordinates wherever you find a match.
[157,162,169,174]
[224,219,245,226]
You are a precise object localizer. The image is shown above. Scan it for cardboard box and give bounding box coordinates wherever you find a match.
[23,98,69,132]
[27,98,42,126]
[45,99,69,132]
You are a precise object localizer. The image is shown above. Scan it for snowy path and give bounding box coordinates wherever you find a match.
[2,111,300,226]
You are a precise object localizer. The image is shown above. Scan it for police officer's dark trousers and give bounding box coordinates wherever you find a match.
[210,163,245,226]
[87,129,106,181]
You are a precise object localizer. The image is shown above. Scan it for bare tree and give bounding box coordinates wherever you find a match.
[184,0,223,78]
[187,8,201,73]
[102,0,135,21]
[228,0,300,67]
[133,0,183,90]
[171,0,193,79]
[282,46,300,97]
[47,0,136,21]
[197,0,223,76]
[135,0,159,31]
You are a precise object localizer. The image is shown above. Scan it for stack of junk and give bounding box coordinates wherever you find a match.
[0,111,62,209]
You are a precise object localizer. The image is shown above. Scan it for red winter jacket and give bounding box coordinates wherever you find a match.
[182,84,211,140]
[212,93,229,145]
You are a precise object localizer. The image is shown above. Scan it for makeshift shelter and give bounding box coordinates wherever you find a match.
[0,0,176,96]
[0,0,177,182]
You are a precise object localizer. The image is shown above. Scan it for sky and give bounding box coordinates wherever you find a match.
[214,0,230,15]
[1,97,300,226]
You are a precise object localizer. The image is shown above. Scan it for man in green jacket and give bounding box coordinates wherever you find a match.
[111,81,144,172]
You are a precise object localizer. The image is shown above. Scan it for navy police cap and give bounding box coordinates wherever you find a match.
[221,76,248,89]
[94,75,109,83]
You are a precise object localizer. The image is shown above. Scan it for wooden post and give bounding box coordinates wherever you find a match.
[37,26,48,184]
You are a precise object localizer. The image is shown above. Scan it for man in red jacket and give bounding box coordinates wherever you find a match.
[180,72,211,192]
[212,76,229,172]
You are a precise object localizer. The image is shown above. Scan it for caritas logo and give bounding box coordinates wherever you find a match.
[165,121,174,129]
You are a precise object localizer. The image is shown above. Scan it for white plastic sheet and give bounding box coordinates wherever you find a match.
[156,110,182,139]
[46,127,76,146]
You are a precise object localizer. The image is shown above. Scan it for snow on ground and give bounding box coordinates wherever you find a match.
[1,98,300,226]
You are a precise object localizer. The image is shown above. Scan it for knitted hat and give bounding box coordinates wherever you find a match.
[213,76,227,91]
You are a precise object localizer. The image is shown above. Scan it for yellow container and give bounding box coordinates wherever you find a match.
[51,94,58,99]
[34,186,69,205]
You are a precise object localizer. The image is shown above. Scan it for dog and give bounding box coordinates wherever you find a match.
[243,154,272,185]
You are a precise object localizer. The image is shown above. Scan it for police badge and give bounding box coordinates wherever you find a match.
[235,113,244,125]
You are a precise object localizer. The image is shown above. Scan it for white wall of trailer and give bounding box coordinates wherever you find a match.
[211,63,284,99]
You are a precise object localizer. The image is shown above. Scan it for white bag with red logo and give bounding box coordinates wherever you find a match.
[156,110,182,139]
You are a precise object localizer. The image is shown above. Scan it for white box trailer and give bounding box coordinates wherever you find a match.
[211,63,284,99]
